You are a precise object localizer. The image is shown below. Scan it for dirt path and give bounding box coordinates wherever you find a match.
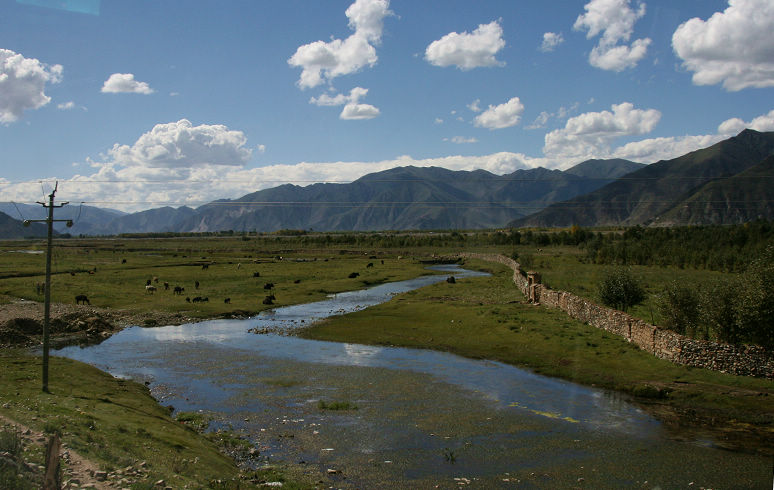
[1,413,110,489]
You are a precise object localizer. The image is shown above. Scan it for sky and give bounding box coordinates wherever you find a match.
[1,0,773,212]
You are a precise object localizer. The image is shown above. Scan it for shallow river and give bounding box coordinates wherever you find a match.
[55,266,771,488]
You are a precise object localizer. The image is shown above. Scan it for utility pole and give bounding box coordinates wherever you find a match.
[24,182,72,393]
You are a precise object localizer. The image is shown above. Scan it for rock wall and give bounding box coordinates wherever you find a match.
[459,253,774,379]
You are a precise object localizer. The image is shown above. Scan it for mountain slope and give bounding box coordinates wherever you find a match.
[0,211,52,239]
[513,130,774,227]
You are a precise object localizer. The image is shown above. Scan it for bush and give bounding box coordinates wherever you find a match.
[597,268,645,312]
[658,281,702,337]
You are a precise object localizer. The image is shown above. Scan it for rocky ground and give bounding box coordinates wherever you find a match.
[0,298,206,349]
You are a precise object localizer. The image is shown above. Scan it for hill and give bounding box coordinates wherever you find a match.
[513,130,774,227]
[0,211,52,239]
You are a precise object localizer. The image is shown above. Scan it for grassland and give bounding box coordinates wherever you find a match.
[300,258,774,453]
[1,232,773,483]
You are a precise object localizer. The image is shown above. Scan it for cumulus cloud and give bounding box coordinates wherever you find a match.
[672,0,774,91]
[717,109,774,135]
[544,102,661,158]
[0,48,63,123]
[540,32,564,52]
[574,0,651,71]
[526,103,580,129]
[467,99,482,113]
[310,86,380,119]
[425,20,505,70]
[474,97,525,130]
[57,101,75,110]
[288,0,392,89]
[101,73,154,94]
[340,103,380,120]
[107,119,252,168]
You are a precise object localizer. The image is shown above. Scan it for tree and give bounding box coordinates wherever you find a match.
[597,268,646,312]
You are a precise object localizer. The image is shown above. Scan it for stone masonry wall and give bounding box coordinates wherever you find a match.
[458,253,774,379]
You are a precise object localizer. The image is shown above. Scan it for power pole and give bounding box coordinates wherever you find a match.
[24,182,72,393]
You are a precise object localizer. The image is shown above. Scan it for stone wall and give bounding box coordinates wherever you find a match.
[458,253,774,379]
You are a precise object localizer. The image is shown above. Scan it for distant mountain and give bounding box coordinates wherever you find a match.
[177,162,637,233]
[0,202,125,235]
[513,130,774,227]
[0,211,52,239]
[1,158,643,236]
[655,154,774,225]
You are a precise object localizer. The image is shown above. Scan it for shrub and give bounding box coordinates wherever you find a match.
[597,268,645,312]
[658,281,702,337]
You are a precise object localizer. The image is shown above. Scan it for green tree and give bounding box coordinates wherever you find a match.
[658,281,702,337]
[597,268,646,312]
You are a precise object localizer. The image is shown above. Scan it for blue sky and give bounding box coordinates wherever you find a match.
[1,0,773,211]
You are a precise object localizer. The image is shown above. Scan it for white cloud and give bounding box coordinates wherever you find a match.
[611,134,722,163]
[288,0,392,89]
[101,73,154,94]
[434,117,444,124]
[474,97,525,130]
[57,101,75,110]
[574,0,651,71]
[445,136,479,144]
[309,86,380,119]
[467,99,482,113]
[544,102,661,158]
[425,20,505,70]
[0,48,63,123]
[257,144,267,154]
[540,32,564,52]
[107,119,252,168]
[672,0,774,91]
[340,103,380,120]
[718,109,774,135]
[526,103,580,129]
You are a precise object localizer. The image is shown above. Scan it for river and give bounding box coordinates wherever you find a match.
[55,265,771,488]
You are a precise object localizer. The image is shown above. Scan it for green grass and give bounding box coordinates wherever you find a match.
[300,259,774,432]
[0,236,437,319]
[317,400,358,411]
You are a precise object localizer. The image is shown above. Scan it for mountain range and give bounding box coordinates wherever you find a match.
[1,129,772,238]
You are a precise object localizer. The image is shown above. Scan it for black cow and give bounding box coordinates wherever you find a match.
[75,294,90,305]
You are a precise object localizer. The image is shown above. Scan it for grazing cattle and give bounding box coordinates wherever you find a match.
[163,282,170,290]
[145,285,157,294]
[224,298,231,304]
[252,271,261,278]
[121,259,127,264]
[263,282,274,291]
[366,262,373,268]
[75,294,90,305]
[237,263,241,269]
[153,276,159,283]
[70,272,76,276]
[173,286,184,295]
[202,297,209,302]
[185,297,191,303]
[294,279,301,284]
[88,270,95,275]
[262,295,274,305]
[381,259,384,265]
[201,264,209,270]
[348,272,360,278]
[192,296,202,303]
[446,276,456,284]
[146,279,152,286]
[195,280,200,290]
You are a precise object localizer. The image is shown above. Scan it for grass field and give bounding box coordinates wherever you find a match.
[300,258,774,451]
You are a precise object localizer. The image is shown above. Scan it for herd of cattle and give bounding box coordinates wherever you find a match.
[66,258,385,309]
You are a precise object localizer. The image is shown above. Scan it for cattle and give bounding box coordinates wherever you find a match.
[446,276,456,284]
[121,258,127,264]
[224,298,231,304]
[252,272,261,278]
[262,295,274,305]
[35,283,45,295]
[237,263,241,270]
[173,286,185,295]
[163,282,170,290]
[75,294,90,305]
[146,285,157,294]
[153,276,159,283]
[192,296,202,303]
[263,282,274,291]
[381,259,384,265]
[146,279,152,286]
[366,262,374,268]
[201,264,209,270]
[185,297,191,303]
[294,279,301,284]
[348,272,360,278]
[195,280,200,289]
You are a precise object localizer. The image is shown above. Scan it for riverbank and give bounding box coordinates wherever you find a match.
[299,259,774,456]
